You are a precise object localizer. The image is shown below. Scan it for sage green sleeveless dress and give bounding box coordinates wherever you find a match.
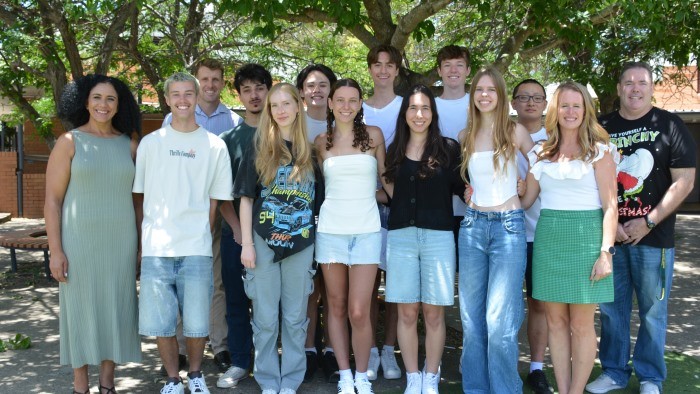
[59,130,141,367]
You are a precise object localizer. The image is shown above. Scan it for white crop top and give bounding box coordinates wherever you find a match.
[528,142,619,210]
[467,151,518,207]
[318,154,381,234]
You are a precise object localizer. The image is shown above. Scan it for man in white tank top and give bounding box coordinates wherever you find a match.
[512,78,551,394]
[361,44,403,382]
[434,45,471,254]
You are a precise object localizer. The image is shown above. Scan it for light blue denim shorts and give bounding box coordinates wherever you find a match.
[315,231,382,265]
[385,227,456,305]
[139,255,213,337]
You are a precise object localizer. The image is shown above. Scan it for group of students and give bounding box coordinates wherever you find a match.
[47,41,695,394]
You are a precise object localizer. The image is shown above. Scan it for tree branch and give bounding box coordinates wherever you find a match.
[392,0,452,50]
[95,1,138,74]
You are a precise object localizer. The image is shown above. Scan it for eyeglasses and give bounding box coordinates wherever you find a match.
[514,95,545,103]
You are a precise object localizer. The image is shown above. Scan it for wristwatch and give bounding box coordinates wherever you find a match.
[645,215,657,230]
[601,246,616,255]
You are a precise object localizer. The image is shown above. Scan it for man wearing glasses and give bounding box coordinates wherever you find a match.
[512,79,552,394]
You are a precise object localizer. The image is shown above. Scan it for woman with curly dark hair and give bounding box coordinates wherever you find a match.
[313,78,387,394]
[46,74,141,394]
[383,85,464,394]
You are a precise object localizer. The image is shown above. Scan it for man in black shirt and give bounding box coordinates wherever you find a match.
[586,62,696,394]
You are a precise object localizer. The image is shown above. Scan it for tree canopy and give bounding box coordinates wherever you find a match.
[0,0,697,141]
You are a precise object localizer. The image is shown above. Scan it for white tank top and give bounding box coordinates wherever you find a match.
[468,151,518,207]
[318,154,380,234]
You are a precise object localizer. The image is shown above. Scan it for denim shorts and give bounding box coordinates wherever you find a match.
[385,227,456,305]
[315,231,382,265]
[139,255,213,337]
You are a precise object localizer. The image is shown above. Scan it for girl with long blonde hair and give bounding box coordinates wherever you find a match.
[522,81,617,394]
[457,67,534,392]
[233,82,321,394]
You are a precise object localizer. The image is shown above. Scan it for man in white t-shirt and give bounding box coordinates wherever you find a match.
[434,45,471,244]
[162,58,241,375]
[135,72,233,394]
[296,64,337,142]
[512,78,551,394]
[362,44,403,382]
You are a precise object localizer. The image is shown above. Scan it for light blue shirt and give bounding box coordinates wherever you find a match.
[162,103,242,136]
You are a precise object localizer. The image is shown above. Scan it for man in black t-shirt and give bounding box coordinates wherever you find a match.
[586,62,696,394]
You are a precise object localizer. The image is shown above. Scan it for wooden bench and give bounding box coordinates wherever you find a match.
[0,228,51,278]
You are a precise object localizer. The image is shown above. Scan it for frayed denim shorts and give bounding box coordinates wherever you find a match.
[315,231,382,265]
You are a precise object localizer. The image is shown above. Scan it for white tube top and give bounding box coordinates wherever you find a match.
[318,154,381,234]
[467,150,518,207]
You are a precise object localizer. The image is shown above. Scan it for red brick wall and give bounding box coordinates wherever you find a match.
[0,152,18,216]
[0,114,165,218]
[0,153,45,218]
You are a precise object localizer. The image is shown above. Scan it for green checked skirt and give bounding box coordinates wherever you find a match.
[532,209,613,304]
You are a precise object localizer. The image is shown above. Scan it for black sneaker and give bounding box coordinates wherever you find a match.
[304,351,319,382]
[214,350,233,373]
[321,351,340,383]
[160,354,187,376]
[526,369,552,394]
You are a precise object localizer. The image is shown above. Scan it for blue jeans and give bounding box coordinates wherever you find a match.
[221,225,253,370]
[599,244,674,391]
[139,255,213,337]
[458,208,526,393]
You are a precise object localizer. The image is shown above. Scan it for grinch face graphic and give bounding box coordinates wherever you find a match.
[617,148,654,202]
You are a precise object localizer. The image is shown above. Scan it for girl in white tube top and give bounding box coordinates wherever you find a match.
[456,67,534,393]
[313,78,388,394]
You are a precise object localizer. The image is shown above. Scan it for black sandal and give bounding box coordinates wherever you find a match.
[72,390,90,394]
[99,384,117,394]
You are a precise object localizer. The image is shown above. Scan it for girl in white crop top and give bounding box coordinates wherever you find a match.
[312,79,388,393]
[455,67,534,391]
[520,82,617,394]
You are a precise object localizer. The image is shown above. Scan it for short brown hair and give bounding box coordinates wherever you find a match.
[436,45,470,68]
[619,61,653,83]
[366,45,402,68]
[194,58,225,78]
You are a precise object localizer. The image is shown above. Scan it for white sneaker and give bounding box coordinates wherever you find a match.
[217,366,248,388]
[262,390,277,394]
[280,388,296,394]
[355,378,374,394]
[337,378,355,394]
[160,380,185,394]
[421,372,439,394]
[381,349,402,379]
[367,350,381,381]
[187,375,210,393]
[585,374,624,393]
[404,372,422,394]
[421,359,441,381]
[640,382,660,394]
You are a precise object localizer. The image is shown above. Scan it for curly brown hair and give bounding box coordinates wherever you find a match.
[325,79,371,152]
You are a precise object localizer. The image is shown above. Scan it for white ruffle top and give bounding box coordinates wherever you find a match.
[528,142,619,210]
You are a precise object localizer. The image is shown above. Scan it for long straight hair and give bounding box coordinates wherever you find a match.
[539,81,610,162]
[325,79,371,152]
[384,84,450,182]
[459,67,516,182]
[254,83,314,186]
